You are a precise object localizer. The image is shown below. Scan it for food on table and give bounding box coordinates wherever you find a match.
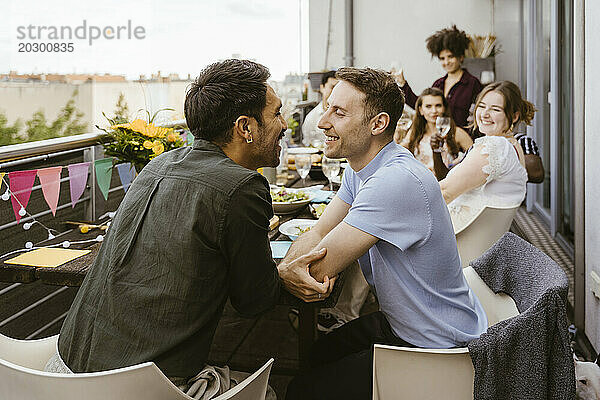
[310,203,327,219]
[270,189,310,203]
[296,226,312,235]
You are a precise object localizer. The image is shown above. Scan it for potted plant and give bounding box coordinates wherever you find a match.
[97,110,185,173]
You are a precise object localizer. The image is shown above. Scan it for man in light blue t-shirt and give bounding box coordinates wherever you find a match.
[284,67,487,400]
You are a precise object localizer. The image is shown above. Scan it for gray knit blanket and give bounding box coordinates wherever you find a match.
[467,232,575,399]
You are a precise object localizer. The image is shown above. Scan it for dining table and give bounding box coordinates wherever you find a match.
[0,169,343,370]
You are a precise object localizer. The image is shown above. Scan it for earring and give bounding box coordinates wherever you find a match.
[246,135,253,143]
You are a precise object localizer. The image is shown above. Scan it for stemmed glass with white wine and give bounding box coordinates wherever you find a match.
[295,154,312,187]
[434,116,451,153]
[321,156,341,191]
[435,116,451,137]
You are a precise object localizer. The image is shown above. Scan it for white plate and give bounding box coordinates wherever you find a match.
[279,219,318,240]
[287,147,319,155]
[271,187,314,214]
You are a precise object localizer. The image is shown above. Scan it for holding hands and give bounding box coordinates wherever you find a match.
[277,248,336,302]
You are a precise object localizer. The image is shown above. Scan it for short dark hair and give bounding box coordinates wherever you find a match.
[425,25,471,58]
[184,59,271,144]
[321,70,337,86]
[335,67,405,136]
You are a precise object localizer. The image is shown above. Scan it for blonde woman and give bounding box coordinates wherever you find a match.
[439,81,535,232]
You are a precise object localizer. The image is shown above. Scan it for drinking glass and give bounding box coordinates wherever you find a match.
[295,154,312,187]
[435,117,451,137]
[321,156,341,190]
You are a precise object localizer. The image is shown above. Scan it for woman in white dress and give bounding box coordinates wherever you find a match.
[438,81,536,232]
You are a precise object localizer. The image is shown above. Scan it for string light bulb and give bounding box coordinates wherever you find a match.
[95,235,104,242]
[23,222,33,230]
[25,241,33,249]
[47,232,55,240]
[1,190,9,201]
[62,241,70,248]
[18,207,26,217]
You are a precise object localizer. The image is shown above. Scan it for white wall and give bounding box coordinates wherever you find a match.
[308,0,524,108]
[584,0,600,352]
[493,0,522,85]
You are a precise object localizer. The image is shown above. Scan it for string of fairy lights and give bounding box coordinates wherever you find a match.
[0,174,111,260]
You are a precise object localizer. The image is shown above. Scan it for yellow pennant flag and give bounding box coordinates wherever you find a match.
[0,172,5,188]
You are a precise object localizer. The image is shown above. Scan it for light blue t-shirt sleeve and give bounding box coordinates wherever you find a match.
[336,166,355,205]
[343,166,433,251]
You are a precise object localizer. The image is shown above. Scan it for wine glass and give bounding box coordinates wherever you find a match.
[321,156,341,190]
[295,154,312,187]
[435,116,451,138]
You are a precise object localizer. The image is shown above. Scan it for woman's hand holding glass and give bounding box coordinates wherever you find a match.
[430,133,445,153]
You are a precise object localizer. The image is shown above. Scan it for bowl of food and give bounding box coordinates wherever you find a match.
[279,219,318,240]
[270,187,313,214]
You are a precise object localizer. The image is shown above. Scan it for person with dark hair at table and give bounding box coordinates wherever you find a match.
[49,59,333,399]
[396,25,483,129]
[284,67,487,400]
[302,70,338,147]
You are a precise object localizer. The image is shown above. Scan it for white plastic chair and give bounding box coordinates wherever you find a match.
[455,205,519,267]
[372,267,519,400]
[0,333,273,400]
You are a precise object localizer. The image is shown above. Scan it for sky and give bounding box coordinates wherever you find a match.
[1,0,309,81]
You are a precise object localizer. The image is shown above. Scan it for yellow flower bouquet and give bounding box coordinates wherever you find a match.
[97,111,185,172]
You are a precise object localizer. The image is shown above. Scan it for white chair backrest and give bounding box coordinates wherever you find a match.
[373,345,474,400]
[0,334,57,370]
[463,266,520,327]
[373,268,521,400]
[0,333,273,400]
[456,205,519,267]
[213,358,273,400]
[0,358,193,400]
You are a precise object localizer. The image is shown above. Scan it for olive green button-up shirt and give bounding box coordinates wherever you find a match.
[59,139,281,378]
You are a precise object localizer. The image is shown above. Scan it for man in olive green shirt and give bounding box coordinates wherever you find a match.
[57,60,332,383]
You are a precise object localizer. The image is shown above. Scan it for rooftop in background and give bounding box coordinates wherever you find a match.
[0,71,127,84]
[1,71,196,84]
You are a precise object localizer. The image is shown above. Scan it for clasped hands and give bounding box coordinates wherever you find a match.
[277,248,336,302]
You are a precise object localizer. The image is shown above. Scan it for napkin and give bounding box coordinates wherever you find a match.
[310,190,334,204]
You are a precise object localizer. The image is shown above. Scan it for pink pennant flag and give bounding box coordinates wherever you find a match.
[68,162,90,208]
[8,170,38,223]
[37,166,62,216]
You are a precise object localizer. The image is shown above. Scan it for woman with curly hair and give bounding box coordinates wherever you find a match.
[439,81,535,232]
[395,87,472,180]
[396,25,483,129]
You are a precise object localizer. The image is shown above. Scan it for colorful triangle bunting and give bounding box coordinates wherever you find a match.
[8,170,38,223]
[94,158,114,200]
[37,166,62,216]
[67,162,90,208]
[116,163,136,193]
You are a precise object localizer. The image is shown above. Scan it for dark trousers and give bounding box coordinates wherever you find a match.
[285,311,415,400]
